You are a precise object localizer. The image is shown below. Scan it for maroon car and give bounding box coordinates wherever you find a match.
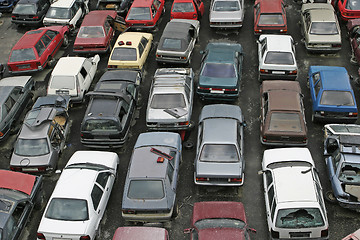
[73,10,118,54]
[254,0,287,35]
[184,201,255,240]
[348,19,360,64]
[7,26,69,74]
[113,227,169,240]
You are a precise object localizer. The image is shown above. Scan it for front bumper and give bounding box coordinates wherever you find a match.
[146,121,194,131]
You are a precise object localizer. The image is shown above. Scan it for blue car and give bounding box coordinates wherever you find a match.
[197,42,243,101]
[308,66,358,123]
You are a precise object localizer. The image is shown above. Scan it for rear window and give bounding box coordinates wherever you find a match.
[9,48,36,62]
[128,180,164,199]
[213,0,240,11]
[264,51,294,65]
[161,38,182,50]
[346,0,360,10]
[14,138,50,157]
[320,90,355,106]
[172,2,195,12]
[150,93,186,109]
[201,63,236,78]
[83,119,118,131]
[276,208,325,228]
[50,76,75,89]
[127,7,151,20]
[269,112,302,132]
[45,198,89,221]
[78,26,105,38]
[200,144,239,162]
[111,48,137,61]
[46,7,71,19]
[310,22,338,35]
[258,14,284,25]
[13,3,37,14]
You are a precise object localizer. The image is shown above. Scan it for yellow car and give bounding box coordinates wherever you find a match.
[108,32,153,71]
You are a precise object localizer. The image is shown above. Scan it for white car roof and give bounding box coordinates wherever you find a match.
[52,57,87,76]
[263,147,314,168]
[260,34,293,52]
[65,151,119,169]
[50,0,76,8]
[0,76,32,87]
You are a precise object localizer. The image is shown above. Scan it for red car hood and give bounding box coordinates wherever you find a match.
[192,202,246,224]
[74,37,107,46]
[198,228,246,240]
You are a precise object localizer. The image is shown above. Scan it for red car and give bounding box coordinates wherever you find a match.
[348,19,360,64]
[184,202,256,240]
[170,0,204,20]
[333,0,360,21]
[73,10,118,54]
[254,0,287,35]
[125,0,164,31]
[8,26,69,74]
[113,227,169,240]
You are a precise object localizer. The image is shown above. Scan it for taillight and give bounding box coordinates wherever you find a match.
[37,233,46,240]
[108,65,117,69]
[156,54,161,58]
[271,230,279,238]
[229,178,242,183]
[332,44,341,48]
[69,24,74,29]
[38,166,46,172]
[198,86,210,90]
[196,177,209,181]
[179,121,189,126]
[262,136,267,142]
[260,69,268,73]
[289,70,297,75]
[255,29,261,33]
[180,56,186,60]
[146,22,153,26]
[11,15,15,18]
[170,14,174,19]
[10,166,22,172]
[122,209,136,214]
[193,13,197,19]
[225,88,237,92]
[33,16,39,19]
[303,137,307,143]
[349,112,358,117]
[321,229,328,237]
[80,236,91,240]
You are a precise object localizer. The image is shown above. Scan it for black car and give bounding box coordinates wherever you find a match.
[11,0,50,26]
[80,70,140,148]
[0,76,34,141]
[96,0,133,17]
[0,170,43,240]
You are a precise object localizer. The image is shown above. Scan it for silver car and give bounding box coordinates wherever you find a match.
[146,68,194,131]
[194,104,245,186]
[156,19,200,65]
[301,3,341,52]
[209,0,245,28]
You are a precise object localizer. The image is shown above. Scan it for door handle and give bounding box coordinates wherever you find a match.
[98,209,101,214]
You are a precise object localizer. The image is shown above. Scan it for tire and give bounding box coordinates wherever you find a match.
[62,34,69,47]
[47,57,56,68]
[172,203,178,218]
[324,191,337,204]
[184,140,194,150]
[311,113,317,123]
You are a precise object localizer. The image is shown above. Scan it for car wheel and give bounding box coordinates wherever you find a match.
[257,74,262,83]
[34,191,45,210]
[311,113,317,123]
[62,34,69,47]
[184,140,194,150]
[172,203,179,218]
[47,57,56,68]
[324,191,337,204]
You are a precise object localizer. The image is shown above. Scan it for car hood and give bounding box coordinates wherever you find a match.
[146,108,189,122]
[10,153,52,167]
[199,76,238,88]
[74,37,107,46]
[198,228,246,240]
[210,10,243,22]
[196,161,242,177]
[38,217,89,236]
[308,33,341,44]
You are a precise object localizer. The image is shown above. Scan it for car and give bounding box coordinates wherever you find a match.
[113,227,169,240]
[342,228,360,240]
[125,0,164,31]
[7,26,69,74]
[0,76,34,141]
[170,0,204,20]
[0,170,43,240]
[80,70,140,148]
[11,0,51,26]
[122,132,181,222]
[209,0,244,28]
[347,18,360,38]
[261,148,329,239]
[0,0,18,11]
[333,0,360,21]
[308,66,358,123]
[184,202,256,240]
[47,55,100,103]
[96,0,133,16]
[323,124,360,210]
[43,0,89,31]
[197,42,243,101]
[156,19,200,65]
[257,34,297,81]
[300,3,341,53]
[260,80,307,146]
[37,150,119,240]
[253,0,287,35]
[108,32,153,71]
[194,104,245,186]
[146,68,194,131]
[73,10,118,54]
[347,19,360,64]
[10,95,70,173]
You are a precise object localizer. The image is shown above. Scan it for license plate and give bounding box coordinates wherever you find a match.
[24,168,39,172]
[54,238,71,240]
[272,71,285,74]
[17,64,30,69]
[211,90,224,94]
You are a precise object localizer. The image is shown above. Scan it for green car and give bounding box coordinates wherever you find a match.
[197,42,243,101]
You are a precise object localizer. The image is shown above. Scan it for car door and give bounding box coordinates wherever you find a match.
[81,60,94,93]
[11,200,33,240]
[139,37,150,69]
[310,72,321,109]
[263,170,276,230]
[260,91,268,133]
[44,30,61,58]
[352,38,360,63]
[70,2,81,27]
[194,0,204,16]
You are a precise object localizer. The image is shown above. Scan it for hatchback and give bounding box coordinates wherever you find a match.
[333,0,360,21]
[209,0,244,28]
[11,0,50,26]
[254,0,287,35]
[170,0,204,20]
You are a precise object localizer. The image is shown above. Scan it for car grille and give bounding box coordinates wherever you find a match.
[324,111,351,117]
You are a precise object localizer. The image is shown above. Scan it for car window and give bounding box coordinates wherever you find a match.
[3,215,16,239]
[78,26,105,38]
[10,48,37,62]
[91,184,104,210]
[83,119,118,131]
[127,7,151,20]
[153,0,161,9]
[200,144,239,162]
[35,41,46,57]
[265,170,273,188]
[271,200,277,222]
[264,51,294,65]
[275,208,325,228]
[10,87,21,102]
[150,93,186,109]
[346,0,360,10]
[304,13,311,32]
[259,14,284,25]
[140,37,148,48]
[128,180,165,199]
[151,4,157,17]
[41,34,52,48]
[45,198,89,221]
[213,0,240,11]
[201,63,236,78]
[80,67,88,79]
[111,48,137,61]
[167,160,174,183]
[172,2,195,12]
[50,76,75,89]
[320,90,355,106]
[261,41,266,57]
[46,7,71,19]
[13,3,37,14]
[96,172,110,188]
[138,42,144,57]
[267,184,274,209]
[268,112,302,132]
[4,97,15,113]
[15,138,50,156]
[310,22,338,35]
[161,38,182,50]
[104,20,111,35]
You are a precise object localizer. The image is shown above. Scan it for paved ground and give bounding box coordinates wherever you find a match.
[1,0,360,239]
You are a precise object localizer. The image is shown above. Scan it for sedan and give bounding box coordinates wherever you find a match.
[209,0,244,28]
[197,42,243,101]
[170,0,204,20]
[0,170,43,240]
[300,3,341,52]
[156,19,200,65]
[11,0,51,26]
[334,0,360,21]
[184,202,256,239]
[253,0,287,35]
[194,104,245,186]
[37,151,119,240]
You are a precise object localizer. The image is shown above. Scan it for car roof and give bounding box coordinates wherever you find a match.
[311,66,352,91]
[134,132,181,150]
[199,104,242,123]
[50,0,76,8]
[260,34,293,52]
[18,113,53,139]
[258,0,283,13]
[52,57,87,76]
[162,21,194,40]
[203,118,238,144]
[0,76,32,87]
[308,9,336,22]
[131,0,155,7]
[263,147,315,168]
[114,32,152,48]
[0,86,15,105]
[0,170,36,196]
[12,28,46,49]
[113,227,168,240]
[65,151,119,169]
[82,10,117,26]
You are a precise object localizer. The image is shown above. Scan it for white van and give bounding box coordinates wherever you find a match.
[47,55,100,103]
[261,148,329,240]
[43,0,89,30]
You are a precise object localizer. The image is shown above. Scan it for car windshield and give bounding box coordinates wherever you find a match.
[259,14,284,25]
[14,138,50,156]
[200,144,239,162]
[161,38,182,50]
[264,51,294,65]
[9,48,36,62]
[201,63,236,78]
[128,180,164,199]
[276,208,325,228]
[78,26,105,38]
[194,218,246,230]
[50,76,75,89]
[327,125,360,134]
[83,119,118,131]
[213,1,240,11]
[172,2,195,12]
[310,22,338,35]
[150,93,186,109]
[320,90,355,106]
[127,7,151,20]
[111,48,137,61]
[346,0,360,10]
[46,7,70,19]
[13,3,37,14]
[339,163,360,183]
[269,112,302,132]
[45,198,89,221]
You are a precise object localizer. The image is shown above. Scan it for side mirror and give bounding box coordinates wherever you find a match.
[183,228,194,234]
[241,120,247,127]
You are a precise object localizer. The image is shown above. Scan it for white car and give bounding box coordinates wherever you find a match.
[37,151,119,240]
[209,0,244,28]
[257,34,298,81]
[47,55,100,103]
